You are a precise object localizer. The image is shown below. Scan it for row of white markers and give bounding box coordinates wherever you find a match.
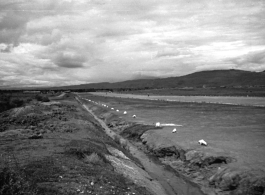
[83,98,207,146]
[84,98,137,118]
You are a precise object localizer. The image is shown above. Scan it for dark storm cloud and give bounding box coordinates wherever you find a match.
[53,52,86,68]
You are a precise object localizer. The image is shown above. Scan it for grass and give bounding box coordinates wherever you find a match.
[0,95,153,195]
[0,166,38,195]
[0,154,64,195]
[64,140,110,165]
[84,152,102,164]
[0,92,50,113]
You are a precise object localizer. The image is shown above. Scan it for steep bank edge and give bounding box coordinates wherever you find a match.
[75,96,206,195]
[84,94,265,195]
[75,96,168,195]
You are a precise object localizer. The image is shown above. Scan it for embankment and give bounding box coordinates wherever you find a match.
[77,95,265,195]
[0,96,160,195]
[76,96,206,195]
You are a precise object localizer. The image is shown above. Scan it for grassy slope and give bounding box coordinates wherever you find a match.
[0,95,152,195]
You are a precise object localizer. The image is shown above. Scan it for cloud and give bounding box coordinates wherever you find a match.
[0,43,12,52]
[0,0,265,88]
[156,48,180,58]
[53,51,86,68]
[230,49,265,71]
[233,50,265,65]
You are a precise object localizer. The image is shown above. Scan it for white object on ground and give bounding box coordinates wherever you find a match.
[116,110,119,112]
[155,122,161,127]
[161,123,183,127]
[198,139,207,146]
[132,115,136,118]
[172,128,177,133]
[111,108,114,110]
[123,111,127,114]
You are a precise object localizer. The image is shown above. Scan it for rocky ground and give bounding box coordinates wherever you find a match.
[82,97,265,195]
[0,95,155,195]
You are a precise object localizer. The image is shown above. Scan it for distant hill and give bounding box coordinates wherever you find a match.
[50,69,265,90]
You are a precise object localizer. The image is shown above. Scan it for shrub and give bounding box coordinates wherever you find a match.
[64,140,110,165]
[25,98,33,103]
[35,94,50,102]
[84,152,103,164]
[9,98,25,108]
[0,96,26,113]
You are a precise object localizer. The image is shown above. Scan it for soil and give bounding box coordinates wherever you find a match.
[79,93,265,195]
[0,94,155,195]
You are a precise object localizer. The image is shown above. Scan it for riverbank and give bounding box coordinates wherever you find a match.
[76,96,206,195]
[0,94,156,195]
[78,93,265,195]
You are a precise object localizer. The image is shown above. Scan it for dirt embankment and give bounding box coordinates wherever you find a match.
[0,95,155,195]
[80,97,265,195]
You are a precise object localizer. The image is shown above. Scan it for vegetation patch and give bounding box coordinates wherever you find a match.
[64,140,110,165]
[120,124,160,142]
[0,155,65,195]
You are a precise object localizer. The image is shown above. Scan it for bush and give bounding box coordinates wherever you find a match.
[35,94,50,102]
[84,152,103,164]
[25,98,33,103]
[0,96,26,113]
[64,140,110,165]
[9,98,25,108]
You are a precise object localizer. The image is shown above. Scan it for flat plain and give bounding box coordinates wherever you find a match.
[81,93,265,172]
[91,92,265,107]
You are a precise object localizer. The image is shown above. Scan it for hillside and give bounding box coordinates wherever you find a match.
[52,69,265,90]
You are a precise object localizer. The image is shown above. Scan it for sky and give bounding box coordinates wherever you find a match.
[0,0,265,88]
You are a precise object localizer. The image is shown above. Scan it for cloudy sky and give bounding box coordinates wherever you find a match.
[0,0,265,88]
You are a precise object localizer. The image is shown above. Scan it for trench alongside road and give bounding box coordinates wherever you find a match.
[75,96,205,195]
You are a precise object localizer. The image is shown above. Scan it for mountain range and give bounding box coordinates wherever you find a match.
[52,69,265,90]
